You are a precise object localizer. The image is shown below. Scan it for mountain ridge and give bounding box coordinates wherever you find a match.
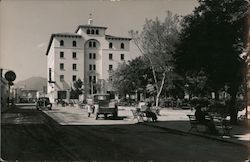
[15,76,47,91]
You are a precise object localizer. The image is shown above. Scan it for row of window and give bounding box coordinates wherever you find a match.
[60,63,77,70]
[60,40,77,47]
[60,52,125,61]
[60,74,113,83]
[60,75,77,82]
[60,52,77,59]
[60,75,97,83]
[59,40,126,50]
[109,53,125,61]
[59,63,113,71]
[87,29,99,35]
[109,42,125,49]
[60,75,96,83]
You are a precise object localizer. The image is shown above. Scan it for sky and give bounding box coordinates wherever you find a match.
[0,0,198,82]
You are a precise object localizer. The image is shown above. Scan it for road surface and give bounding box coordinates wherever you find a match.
[1,104,249,161]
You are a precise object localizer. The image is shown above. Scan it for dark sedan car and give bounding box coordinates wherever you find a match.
[36,97,52,110]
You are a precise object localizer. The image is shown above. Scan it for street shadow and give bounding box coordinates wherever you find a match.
[101,116,128,120]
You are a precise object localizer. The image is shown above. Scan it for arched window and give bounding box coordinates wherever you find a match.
[60,40,64,46]
[87,29,90,34]
[91,29,95,34]
[109,42,113,49]
[93,41,96,48]
[89,41,92,47]
[72,41,77,47]
[96,30,99,35]
[121,43,124,49]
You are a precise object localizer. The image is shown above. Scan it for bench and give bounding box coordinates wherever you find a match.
[187,115,232,136]
[187,115,207,132]
[212,116,232,136]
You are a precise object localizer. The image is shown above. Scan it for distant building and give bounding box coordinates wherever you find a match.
[46,16,133,102]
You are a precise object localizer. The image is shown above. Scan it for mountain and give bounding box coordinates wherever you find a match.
[15,77,47,91]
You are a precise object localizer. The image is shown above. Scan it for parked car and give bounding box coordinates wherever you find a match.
[36,97,52,110]
[93,94,118,120]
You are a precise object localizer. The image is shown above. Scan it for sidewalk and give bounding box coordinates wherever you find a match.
[43,105,250,147]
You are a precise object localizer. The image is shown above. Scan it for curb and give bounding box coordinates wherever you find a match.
[142,122,248,147]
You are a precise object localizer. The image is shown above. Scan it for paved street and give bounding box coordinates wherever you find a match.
[1,104,249,161]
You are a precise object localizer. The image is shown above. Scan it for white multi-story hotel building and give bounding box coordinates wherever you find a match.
[45,18,132,102]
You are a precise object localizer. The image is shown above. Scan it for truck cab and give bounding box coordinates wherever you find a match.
[93,94,118,120]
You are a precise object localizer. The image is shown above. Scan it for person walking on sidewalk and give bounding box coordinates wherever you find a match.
[86,102,92,118]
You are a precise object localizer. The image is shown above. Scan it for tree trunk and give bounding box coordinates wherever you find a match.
[229,85,238,124]
[155,73,166,107]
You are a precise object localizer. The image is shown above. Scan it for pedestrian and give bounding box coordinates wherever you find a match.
[145,101,158,122]
[195,104,218,134]
[86,102,92,118]
[91,104,95,114]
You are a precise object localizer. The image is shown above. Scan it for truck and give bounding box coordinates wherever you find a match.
[93,93,118,120]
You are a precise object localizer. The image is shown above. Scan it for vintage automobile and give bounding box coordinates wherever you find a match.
[36,97,52,110]
[93,94,118,120]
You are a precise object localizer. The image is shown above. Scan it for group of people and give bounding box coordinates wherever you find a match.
[137,100,158,122]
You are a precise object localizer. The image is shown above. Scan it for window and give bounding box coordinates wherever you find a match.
[109,42,113,48]
[89,76,92,83]
[89,64,92,70]
[89,53,92,59]
[89,41,92,47]
[109,76,113,82]
[96,30,99,35]
[87,29,90,34]
[72,52,76,59]
[73,64,77,70]
[60,75,64,81]
[72,41,77,47]
[93,76,96,83]
[91,29,94,34]
[93,64,96,71]
[109,65,113,71]
[109,53,113,60]
[93,41,96,48]
[72,75,77,82]
[60,63,64,70]
[60,52,64,58]
[121,54,124,60]
[60,40,64,46]
[93,53,96,59]
[121,43,124,49]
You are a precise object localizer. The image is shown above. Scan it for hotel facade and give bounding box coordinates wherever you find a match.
[45,19,132,103]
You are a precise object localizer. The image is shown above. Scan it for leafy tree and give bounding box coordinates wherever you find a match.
[130,11,180,106]
[185,70,209,98]
[70,79,83,99]
[112,56,152,97]
[175,0,249,123]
